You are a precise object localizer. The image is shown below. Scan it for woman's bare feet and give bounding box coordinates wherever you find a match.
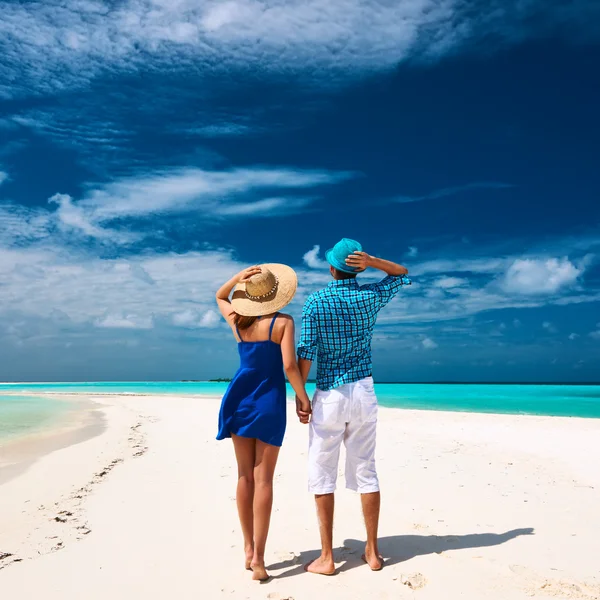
[250,560,270,582]
[304,556,336,576]
[244,546,254,571]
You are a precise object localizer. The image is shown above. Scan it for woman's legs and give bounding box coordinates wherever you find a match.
[231,434,256,569]
[251,440,280,580]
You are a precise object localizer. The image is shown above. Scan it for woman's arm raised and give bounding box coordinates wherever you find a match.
[215,266,262,323]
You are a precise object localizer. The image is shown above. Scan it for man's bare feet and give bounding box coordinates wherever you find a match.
[361,549,384,571]
[304,556,336,576]
[251,561,270,582]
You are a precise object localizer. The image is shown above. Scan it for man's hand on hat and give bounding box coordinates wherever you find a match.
[345,251,372,272]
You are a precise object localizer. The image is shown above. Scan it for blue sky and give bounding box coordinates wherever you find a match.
[1,0,599,382]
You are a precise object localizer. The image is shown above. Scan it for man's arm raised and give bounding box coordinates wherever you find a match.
[345,251,408,276]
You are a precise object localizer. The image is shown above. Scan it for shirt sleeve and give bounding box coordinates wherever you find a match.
[296,300,318,362]
[361,274,411,309]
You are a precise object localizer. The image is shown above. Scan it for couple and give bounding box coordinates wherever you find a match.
[215,238,410,581]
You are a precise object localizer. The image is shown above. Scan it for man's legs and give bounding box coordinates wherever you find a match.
[361,491,383,570]
[306,387,346,575]
[345,377,383,570]
[306,493,336,575]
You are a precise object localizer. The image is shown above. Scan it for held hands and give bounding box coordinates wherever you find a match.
[295,395,311,424]
[345,251,373,272]
[237,266,262,283]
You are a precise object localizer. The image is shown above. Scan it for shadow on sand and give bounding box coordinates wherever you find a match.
[268,527,534,579]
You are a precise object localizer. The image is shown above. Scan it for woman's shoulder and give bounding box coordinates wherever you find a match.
[276,312,295,324]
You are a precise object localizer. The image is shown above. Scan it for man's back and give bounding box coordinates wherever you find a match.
[298,275,408,390]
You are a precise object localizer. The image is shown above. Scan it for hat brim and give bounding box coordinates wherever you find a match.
[325,249,360,274]
[231,263,298,317]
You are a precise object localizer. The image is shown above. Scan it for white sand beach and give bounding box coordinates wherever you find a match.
[1,395,599,600]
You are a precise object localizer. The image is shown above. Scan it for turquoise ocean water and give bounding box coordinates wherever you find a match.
[1,382,599,442]
[0,394,77,443]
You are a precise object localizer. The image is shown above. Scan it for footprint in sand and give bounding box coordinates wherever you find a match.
[400,573,428,590]
[274,551,300,565]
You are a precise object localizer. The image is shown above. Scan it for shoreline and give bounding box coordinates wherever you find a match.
[0,395,149,571]
[0,403,106,486]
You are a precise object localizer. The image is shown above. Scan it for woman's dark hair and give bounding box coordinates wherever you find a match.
[234,312,259,330]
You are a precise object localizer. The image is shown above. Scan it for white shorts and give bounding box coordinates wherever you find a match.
[308,377,379,495]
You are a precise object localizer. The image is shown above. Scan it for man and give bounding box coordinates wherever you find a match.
[296,238,410,575]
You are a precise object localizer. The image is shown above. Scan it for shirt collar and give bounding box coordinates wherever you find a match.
[328,279,359,289]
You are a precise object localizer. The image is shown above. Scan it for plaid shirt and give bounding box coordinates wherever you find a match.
[297,275,410,391]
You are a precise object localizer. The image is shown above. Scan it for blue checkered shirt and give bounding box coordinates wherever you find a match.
[297,275,410,391]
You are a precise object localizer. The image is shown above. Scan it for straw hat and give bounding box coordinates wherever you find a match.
[231,263,298,317]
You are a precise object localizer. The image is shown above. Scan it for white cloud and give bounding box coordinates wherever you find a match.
[3,166,354,245]
[49,193,125,241]
[215,196,312,217]
[2,0,598,99]
[172,311,201,328]
[421,336,438,350]
[590,324,600,340]
[407,246,418,258]
[568,333,579,340]
[200,309,220,328]
[1,225,599,354]
[80,166,353,224]
[95,314,154,329]
[173,309,221,329]
[500,258,581,295]
[0,247,242,328]
[411,257,508,276]
[513,319,521,328]
[0,170,7,186]
[542,321,557,334]
[433,276,468,289]
[303,245,329,269]
[123,263,155,285]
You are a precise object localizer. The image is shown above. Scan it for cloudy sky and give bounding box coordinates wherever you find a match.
[1,0,599,382]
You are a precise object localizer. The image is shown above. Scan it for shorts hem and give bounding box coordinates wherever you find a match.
[308,486,336,495]
[346,484,380,494]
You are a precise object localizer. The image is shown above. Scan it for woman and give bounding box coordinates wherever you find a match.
[215,264,311,582]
